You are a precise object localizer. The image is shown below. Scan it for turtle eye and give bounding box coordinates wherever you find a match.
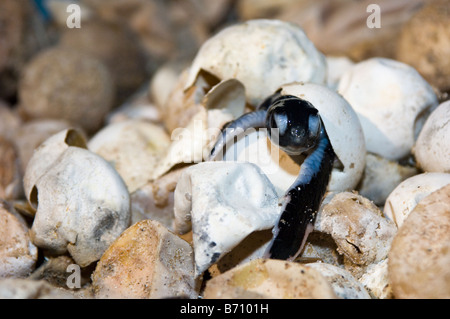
[271,112,288,137]
[308,113,321,140]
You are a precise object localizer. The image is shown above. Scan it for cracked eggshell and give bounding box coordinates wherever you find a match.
[359,259,393,299]
[316,192,397,266]
[0,201,38,278]
[185,19,327,107]
[23,129,87,207]
[88,120,171,193]
[153,79,246,179]
[306,262,371,299]
[414,100,450,173]
[92,219,199,299]
[383,172,450,228]
[203,258,337,299]
[29,147,131,267]
[388,184,450,298]
[337,57,438,161]
[173,162,280,276]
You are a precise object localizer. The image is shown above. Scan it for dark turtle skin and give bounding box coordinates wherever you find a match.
[209,93,336,261]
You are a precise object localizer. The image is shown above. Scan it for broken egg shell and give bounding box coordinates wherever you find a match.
[306,262,371,299]
[414,100,450,173]
[0,201,38,278]
[203,258,337,299]
[88,119,171,193]
[173,161,280,276]
[185,19,327,107]
[383,172,450,228]
[337,57,438,161]
[153,79,246,180]
[388,184,450,298]
[13,119,76,175]
[316,192,397,266]
[29,146,131,267]
[359,259,393,299]
[92,219,199,299]
[23,128,87,206]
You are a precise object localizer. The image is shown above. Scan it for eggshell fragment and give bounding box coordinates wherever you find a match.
[337,57,438,160]
[383,172,450,228]
[29,146,131,267]
[92,219,199,299]
[185,19,327,107]
[359,259,393,299]
[316,192,396,266]
[23,129,87,206]
[414,101,450,173]
[203,258,337,299]
[0,201,38,278]
[153,79,246,179]
[173,162,280,276]
[88,120,171,193]
[388,184,450,299]
[306,262,370,299]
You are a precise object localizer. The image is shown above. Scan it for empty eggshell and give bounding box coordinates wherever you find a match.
[29,146,131,267]
[306,262,371,299]
[185,19,327,107]
[383,172,450,228]
[153,79,246,179]
[88,120,171,193]
[388,184,450,298]
[92,219,199,299]
[23,129,87,206]
[414,100,450,173]
[203,258,337,299]
[173,161,280,276]
[337,57,438,161]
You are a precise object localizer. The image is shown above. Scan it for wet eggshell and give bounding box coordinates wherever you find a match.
[414,100,450,173]
[203,258,337,299]
[29,147,131,267]
[337,57,438,160]
[185,19,327,107]
[383,172,450,228]
[92,219,199,299]
[388,184,450,299]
